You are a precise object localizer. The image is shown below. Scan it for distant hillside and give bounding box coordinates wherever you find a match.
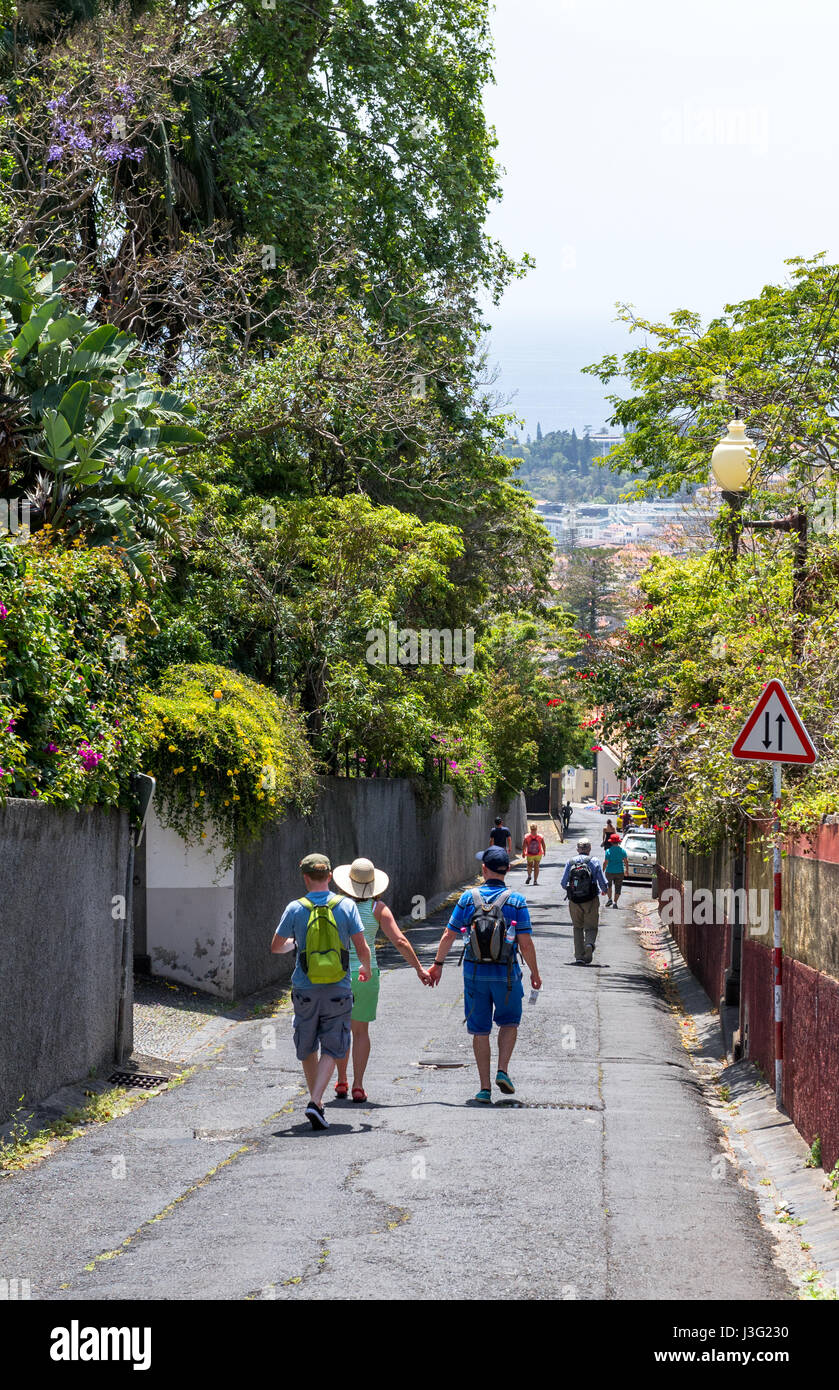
[502,427,641,505]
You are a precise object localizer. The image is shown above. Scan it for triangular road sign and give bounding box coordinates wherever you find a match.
[732,679,817,764]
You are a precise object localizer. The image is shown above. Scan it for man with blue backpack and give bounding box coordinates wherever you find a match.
[426,846,542,1104]
[272,852,372,1130]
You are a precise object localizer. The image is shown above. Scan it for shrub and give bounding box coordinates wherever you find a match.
[139,662,317,857]
[0,535,149,808]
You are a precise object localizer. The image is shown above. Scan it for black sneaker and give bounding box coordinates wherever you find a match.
[305,1101,329,1131]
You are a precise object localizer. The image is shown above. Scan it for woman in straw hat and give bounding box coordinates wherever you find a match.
[331,856,431,1103]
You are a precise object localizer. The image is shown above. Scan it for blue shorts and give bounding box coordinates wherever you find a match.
[463,969,524,1035]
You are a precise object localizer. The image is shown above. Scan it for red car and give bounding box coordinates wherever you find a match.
[600,794,620,815]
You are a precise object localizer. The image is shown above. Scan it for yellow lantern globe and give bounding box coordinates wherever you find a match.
[711,417,755,493]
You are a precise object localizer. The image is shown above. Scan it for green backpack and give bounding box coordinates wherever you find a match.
[298,895,349,984]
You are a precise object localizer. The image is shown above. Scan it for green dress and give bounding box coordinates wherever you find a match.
[349,898,381,1023]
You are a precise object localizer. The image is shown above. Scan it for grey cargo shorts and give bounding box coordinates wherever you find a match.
[291,985,353,1060]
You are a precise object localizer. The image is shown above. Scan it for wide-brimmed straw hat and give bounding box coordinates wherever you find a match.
[332,857,389,900]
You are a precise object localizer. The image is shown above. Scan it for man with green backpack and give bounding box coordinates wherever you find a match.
[272,852,371,1130]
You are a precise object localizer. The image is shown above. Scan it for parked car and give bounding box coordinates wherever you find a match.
[618,800,648,826]
[620,828,657,881]
[600,794,620,815]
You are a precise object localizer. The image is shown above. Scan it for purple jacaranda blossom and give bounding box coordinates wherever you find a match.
[47,96,68,111]
[103,142,126,163]
[114,83,135,106]
[0,95,10,109]
[70,130,92,151]
[127,147,144,163]
[47,144,64,163]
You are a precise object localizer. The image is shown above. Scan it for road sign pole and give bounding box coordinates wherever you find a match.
[772,762,783,1108]
[731,679,815,1110]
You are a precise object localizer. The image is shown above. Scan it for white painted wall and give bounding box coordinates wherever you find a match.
[144,805,234,995]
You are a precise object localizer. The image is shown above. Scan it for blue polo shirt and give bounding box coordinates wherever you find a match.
[275,892,364,989]
[447,880,531,980]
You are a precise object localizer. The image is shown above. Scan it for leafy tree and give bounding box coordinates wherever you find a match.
[554,547,625,638]
[588,539,839,850]
[584,254,839,515]
[0,248,200,575]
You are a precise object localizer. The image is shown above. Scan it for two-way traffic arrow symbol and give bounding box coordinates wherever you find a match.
[763,712,785,749]
[733,680,816,764]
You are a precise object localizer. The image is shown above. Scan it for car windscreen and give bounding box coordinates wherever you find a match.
[624,837,654,854]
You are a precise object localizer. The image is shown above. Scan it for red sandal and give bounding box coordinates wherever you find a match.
[352,1086,367,1103]
[334,1081,349,1099]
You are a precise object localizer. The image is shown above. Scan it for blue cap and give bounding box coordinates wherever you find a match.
[475,846,509,872]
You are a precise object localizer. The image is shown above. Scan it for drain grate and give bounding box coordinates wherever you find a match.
[494,1100,600,1112]
[495,1100,603,1111]
[108,1070,170,1090]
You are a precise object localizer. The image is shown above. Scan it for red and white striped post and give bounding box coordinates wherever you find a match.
[772,762,783,1107]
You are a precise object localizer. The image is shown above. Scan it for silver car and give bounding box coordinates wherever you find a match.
[620,829,657,882]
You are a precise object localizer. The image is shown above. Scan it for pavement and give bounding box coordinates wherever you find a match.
[0,806,797,1300]
[634,897,839,1297]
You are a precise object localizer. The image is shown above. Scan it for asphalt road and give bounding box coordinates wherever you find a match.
[0,806,793,1300]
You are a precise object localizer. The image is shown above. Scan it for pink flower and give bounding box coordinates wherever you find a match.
[0,604,7,619]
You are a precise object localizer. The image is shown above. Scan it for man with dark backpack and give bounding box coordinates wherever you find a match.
[426,847,542,1104]
[561,837,608,964]
[272,852,371,1130]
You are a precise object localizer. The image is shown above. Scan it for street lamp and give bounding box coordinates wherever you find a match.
[709,408,808,645]
[711,410,755,503]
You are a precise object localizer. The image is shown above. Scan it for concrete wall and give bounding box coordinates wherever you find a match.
[0,799,132,1122]
[143,780,525,998]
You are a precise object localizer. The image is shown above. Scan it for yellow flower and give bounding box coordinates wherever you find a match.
[199,790,205,797]
[168,744,177,753]
[224,799,229,806]
[233,794,240,801]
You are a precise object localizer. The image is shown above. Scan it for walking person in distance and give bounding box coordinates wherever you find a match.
[561,838,608,964]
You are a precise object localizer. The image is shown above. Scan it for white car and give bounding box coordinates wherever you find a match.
[620,828,657,882]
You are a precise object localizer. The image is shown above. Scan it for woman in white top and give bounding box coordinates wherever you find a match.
[331,857,431,1103]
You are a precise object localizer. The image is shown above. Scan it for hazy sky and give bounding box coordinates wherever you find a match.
[484,0,839,435]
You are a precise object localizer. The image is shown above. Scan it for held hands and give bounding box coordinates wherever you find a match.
[427,962,443,988]
[416,966,433,987]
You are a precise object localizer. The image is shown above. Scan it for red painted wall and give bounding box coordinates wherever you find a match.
[657,864,730,1009]
[661,833,839,1173]
[738,939,839,1169]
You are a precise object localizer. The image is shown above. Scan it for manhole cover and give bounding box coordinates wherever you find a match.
[416,1058,467,1069]
[108,1071,170,1090]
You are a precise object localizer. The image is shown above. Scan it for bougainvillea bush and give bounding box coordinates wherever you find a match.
[0,534,150,807]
